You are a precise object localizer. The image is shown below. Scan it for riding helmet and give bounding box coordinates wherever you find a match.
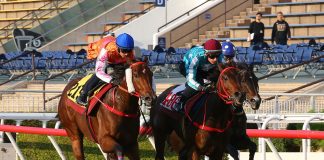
[116,33,134,50]
[222,41,236,57]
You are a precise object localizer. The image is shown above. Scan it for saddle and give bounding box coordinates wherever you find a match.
[160,85,206,119]
[66,74,113,115]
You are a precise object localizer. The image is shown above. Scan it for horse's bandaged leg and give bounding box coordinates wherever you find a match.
[125,68,135,93]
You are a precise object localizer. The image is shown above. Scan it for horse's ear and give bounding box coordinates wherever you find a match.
[218,63,225,71]
[126,59,134,68]
[248,64,254,72]
[143,56,149,64]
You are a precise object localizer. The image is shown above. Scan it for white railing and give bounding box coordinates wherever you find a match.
[245,93,324,114]
[0,90,61,112]
[1,91,323,114]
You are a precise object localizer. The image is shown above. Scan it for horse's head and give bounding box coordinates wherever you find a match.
[238,64,261,110]
[122,59,156,106]
[216,63,245,106]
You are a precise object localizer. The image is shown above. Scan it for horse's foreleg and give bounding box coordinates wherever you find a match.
[124,143,140,160]
[248,140,257,160]
[99,136,124,160]
[153,130,167,160]
[187,147,200,160]
[226,144,239,160]
[70,135,85,160]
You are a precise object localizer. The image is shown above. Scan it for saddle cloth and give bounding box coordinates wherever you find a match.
[66,74,112,115]
[160,84,186,111]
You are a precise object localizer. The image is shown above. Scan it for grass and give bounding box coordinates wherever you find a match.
[17,134,178,160]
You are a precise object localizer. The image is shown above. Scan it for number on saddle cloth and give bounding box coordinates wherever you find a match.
[67,74,106,104]
[160,84,186,111]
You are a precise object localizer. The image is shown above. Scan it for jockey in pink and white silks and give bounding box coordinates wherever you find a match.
[77,33,156,106]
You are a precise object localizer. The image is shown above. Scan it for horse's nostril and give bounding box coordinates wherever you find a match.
[144,96,152,102]
[234,92,241,98]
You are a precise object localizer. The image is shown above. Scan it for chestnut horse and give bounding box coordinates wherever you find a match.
[150,64,245,160]
[58,60,155,160]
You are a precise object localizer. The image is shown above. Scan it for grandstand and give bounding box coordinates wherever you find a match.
[0,0,324,159]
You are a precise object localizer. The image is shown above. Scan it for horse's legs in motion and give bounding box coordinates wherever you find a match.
[124,143,140,160]
[226,144,239,160]
[153,129,168,160]
[68,131,85,160]
[187,147,200,160]
[248,140,257,160]
[99,136,124,160]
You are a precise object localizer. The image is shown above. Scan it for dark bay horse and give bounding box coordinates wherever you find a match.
[226,63,261,160]
[58,60,155,160]
[150,64,245,160]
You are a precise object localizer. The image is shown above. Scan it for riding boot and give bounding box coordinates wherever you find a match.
[76,91,88,106]
[76,74,101,106]
[177,84,198,112]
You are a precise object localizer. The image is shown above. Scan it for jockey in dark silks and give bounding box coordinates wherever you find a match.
[177,39,223,111]
[221,41,237,65]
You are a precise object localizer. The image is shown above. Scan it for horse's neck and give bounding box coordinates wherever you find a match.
[110,80,139,113]
[205,94,231,125]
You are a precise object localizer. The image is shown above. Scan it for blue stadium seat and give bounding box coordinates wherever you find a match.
[149,52,158,66]
[245,50,255,65]
[302,48,313,61]
[253,50,263,64]
[156,52,166,65]
[291,48,304,64]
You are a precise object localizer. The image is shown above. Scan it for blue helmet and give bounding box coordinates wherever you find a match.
[116,33,134,50]
[222,41,236,57]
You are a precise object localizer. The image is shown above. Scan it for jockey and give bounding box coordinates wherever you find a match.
[76,33,135,106]
[222,41,237,65]
[177,39,222,111]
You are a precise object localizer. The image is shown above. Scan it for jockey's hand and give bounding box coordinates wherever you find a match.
[110,78,120,86]
[198,85,214,92]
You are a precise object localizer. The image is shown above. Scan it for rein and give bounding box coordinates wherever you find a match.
[94,87,138,118]
[93,61,148,118]
[185,94,233,133]
[217,67,239,104]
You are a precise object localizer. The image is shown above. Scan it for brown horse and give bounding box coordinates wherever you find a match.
[226,63,261,160]
[166,64,261,159]
[150,64,245,160]
[58,60,155,160]
[161,64,261,160]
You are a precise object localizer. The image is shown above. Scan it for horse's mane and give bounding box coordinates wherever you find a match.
[111,59,147,81]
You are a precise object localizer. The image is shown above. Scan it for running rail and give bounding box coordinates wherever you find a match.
[1,125,324,139]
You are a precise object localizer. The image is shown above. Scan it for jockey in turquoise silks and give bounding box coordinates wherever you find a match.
[177,39,223,111]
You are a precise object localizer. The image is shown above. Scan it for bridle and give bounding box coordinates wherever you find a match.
[216,67,240,104]
[117,61,153,106]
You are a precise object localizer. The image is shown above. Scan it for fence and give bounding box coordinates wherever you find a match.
[1,90,323,114]
[0,113,323,160]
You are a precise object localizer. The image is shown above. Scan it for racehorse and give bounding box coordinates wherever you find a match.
[58,60,155,160]
[226,63,261,160]
[150,64,246,160]
[166,64,261,160]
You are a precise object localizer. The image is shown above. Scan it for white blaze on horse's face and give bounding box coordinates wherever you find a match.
[125,68,135,93]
